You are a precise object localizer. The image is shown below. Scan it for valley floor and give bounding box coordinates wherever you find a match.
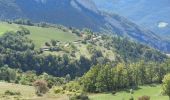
[0,82,68,100]
[0,82,168,100]
[89,84,168,100]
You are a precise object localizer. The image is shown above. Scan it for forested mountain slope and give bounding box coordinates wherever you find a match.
[0,0,170,52]
[93,0,170,37]
[0,21,167,78]
[0,21,170,100]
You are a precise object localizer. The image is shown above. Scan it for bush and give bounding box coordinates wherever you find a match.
[138,96,150,100]
[64,81,82,93]
[70,93,89,100]
[129,96,134,100]
[45,42,51,47]
[54,87,63,94]
[51,40,57,46]
[0,66,17,82]
[33,80,49,96]
[4,90,21,96]
[112,91,116,95]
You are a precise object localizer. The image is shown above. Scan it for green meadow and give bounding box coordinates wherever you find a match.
[0,22,79,48]
[0,82,167,100]
[89,85,168,100]
[0,82,68,100]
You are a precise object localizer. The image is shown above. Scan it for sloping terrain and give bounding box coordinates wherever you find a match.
[0,0,170,52]
[0,22,115,59]
[89,85,168,100]
[0,21,169,100]
[93,0,170,37]
[0,82,68,100]
[0,22,166,62]
[0,22,79,48]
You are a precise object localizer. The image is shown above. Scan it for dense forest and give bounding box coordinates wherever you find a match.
[81,61,170,92]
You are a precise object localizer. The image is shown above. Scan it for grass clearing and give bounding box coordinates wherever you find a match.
[0,22,18,35]
[89,84,169,100]
[0,82,68,100]
[0,22,80,48]
[26,25,79,48]
[0,81,35,99]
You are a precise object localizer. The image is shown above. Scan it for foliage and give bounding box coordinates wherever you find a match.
[39,72,65,88]
[4,90,21,96]
[51,39,57,46]
[80,65,100,92]
[162,73,170,99]
[54,87,63,94]
[13,19,33,26]
[0,23,167,79]
[0,22,170,96]
[129,96,134,100]
[53,80,83,95]
[70,93,89,100]
[0,30,91,78]
[0,66,17,82]
[63,81,83,93]
[108,36,167,62]
[33,80,49,96]
[0,67,65,90]
[81,60,170,93]
[19,71,37,85]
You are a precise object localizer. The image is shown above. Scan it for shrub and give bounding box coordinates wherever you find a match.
[51,40,57,46]
[129,96,134,100]
[70,93,89,100]
[54,87,63,94]
[0,66,17,82]
[45,42,51,47]
[64,81,83,93]
[112,91,116,95]
[138,96,150,100]
[4,90,21,96]
[33,80,49,96]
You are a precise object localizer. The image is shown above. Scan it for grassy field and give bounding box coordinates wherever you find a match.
[0,22,115,59]
[0,82,167,100]
[0,81,35,99]
[0,22,79,48]
[89,84,169,100]
[0,22,18,35]
[0,82,68,100]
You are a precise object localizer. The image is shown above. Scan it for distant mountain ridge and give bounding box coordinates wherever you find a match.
[0,0,170,52]
[93,0,170,37]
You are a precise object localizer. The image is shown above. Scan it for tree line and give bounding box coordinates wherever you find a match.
[80,60,170,93]
[0,26,167,79]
